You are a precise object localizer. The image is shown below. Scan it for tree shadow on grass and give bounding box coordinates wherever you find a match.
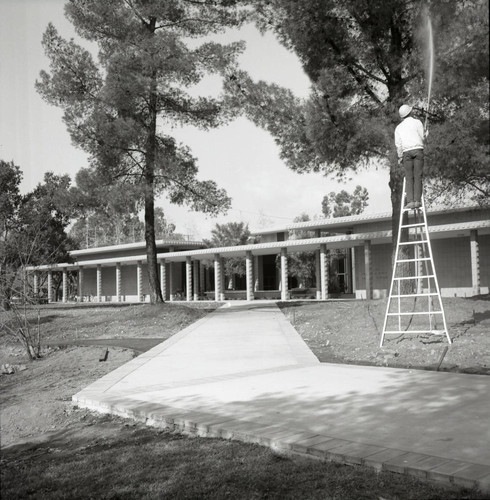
[38,314,59,325]
[452,309,490,327]
[464,294,490,302]
[43,338,164,353]
[474,310,490,323]
[2,408,484,500]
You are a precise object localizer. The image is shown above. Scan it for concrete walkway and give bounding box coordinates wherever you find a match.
[73,301,490,493]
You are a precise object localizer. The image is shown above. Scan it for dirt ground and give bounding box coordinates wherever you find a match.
[1,297,488,451]
[0,302,216,449]
[280,295,490,374]
[0,345,136,448]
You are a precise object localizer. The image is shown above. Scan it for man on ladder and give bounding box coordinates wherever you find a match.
[395,104,427,209]
[380,103,451,347]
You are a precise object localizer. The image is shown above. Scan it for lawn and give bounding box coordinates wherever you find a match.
[1,299,488,499]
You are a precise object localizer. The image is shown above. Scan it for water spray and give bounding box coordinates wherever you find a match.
[424,8,434,133]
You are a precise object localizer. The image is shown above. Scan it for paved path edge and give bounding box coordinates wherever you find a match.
[73,392,490,494]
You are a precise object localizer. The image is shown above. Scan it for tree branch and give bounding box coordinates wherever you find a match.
[155,17,223,30]
[155,173,221,209]
[123,0,149,28]
[325,37,382,105]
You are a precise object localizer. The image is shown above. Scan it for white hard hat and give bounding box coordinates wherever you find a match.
[399,104,412,118]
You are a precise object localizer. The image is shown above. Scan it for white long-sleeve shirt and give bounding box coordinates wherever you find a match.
[394,116,424,158]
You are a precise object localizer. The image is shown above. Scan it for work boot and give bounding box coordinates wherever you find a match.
[414,201,421,209]
[405,202,415,209]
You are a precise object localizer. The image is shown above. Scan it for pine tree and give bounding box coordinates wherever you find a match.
[36,0,249,302]
[232,0,488,243]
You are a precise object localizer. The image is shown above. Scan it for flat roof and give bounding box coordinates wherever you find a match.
[28,219,490,270]
[71,238,203,256]
[251,205,488,235]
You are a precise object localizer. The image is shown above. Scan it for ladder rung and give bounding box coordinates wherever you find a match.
[387,311,443,316]
[383,330,447,335]
[401,223,425,228]
[391,293,439,298]
[399,240,429,245]
[394,275,435,280]
[396,258,431,263]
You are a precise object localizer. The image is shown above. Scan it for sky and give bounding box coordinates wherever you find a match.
[0,0,392,239]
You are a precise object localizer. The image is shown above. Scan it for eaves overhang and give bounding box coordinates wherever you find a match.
[70,239,203,257]
[27,219,490,271]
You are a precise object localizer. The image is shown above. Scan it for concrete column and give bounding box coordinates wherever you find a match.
[193,260,200,301]
[116,263,122,302]
[246,251,254,301]
[351,248,356,294]
[214,254,222,302]
[47,270,53,303]
[159,260,167,301]
[62,268,68,303]
[315,249,321,299]
[220,257,226,301]
[137,261,143,302]
[169,263,174,301]
[470,230,480,296]
[33,271,39,297]
[96,265,102,302]
[280,248,288,301]
[186,256,192,302]
[364,240,372,300]
[315,229,322,298]
[320,244,328,300]
[78,267,84,302]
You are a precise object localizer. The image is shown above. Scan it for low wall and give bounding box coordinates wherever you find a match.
[355,287,489,299]
[441,287,489,297]
[355,289,388,299]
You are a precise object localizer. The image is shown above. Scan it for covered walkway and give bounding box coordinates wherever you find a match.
[26,216,490,303]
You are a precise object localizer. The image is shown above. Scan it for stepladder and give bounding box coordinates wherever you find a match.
[380,178,451,347]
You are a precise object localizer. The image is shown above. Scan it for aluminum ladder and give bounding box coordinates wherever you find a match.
[380,178,451,347]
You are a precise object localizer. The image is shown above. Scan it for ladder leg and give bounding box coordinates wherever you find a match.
[398,279,401,332]
[418,216,432,331]
[421,194,451,343]
[381,177,407,347]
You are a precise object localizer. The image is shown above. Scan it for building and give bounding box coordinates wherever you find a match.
[28,206,489,303]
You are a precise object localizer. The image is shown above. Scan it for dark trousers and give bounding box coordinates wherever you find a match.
[403,149,424,203]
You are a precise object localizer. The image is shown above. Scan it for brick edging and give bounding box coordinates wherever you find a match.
[73,394,490,494]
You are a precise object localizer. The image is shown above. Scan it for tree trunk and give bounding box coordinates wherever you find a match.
[144,180,163,303]
[389,162,411,292]
[0,263,11,311]
[143,17,164,304]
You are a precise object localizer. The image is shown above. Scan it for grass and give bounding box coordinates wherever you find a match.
[1,300,488,498]
[1,302,218,358]
[1,414,483,500]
